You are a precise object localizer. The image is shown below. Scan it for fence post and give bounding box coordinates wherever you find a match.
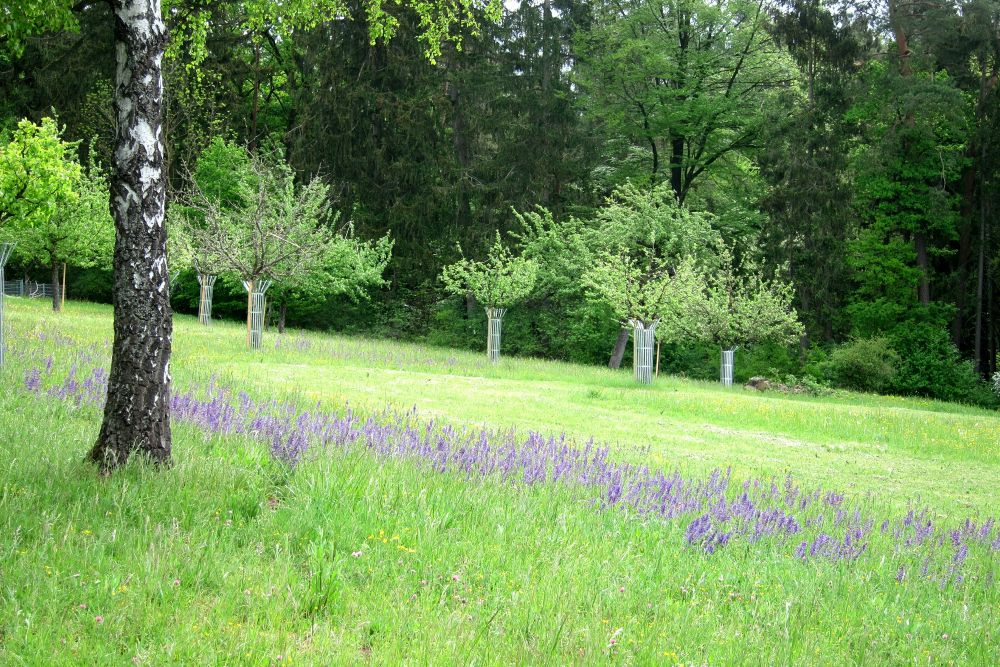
[197,274,217,326]
[0,243,15,367]
[630,319,658,384]
[485,307,507,363]
[243,279,272,349]
[720,347,736,386]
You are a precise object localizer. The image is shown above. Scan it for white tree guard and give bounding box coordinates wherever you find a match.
[631,319,658,384]
[197,274,217,326]
[720,348,736,386]
[0,243,15,367]
[243,279,272,349]
[486,307,507,363]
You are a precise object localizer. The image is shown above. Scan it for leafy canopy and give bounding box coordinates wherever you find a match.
[0,118,81,231]
[584,252,704,334]
[11,158,114,270]
[175,139,392,296]
[441,233,538,309]
[686,247,804,350]
[578,183,721,330]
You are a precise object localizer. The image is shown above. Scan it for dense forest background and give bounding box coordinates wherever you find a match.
[2,0,998,403]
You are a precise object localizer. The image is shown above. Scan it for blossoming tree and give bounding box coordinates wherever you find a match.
[441,233,537,361]
[687,248,804,385]
[177,140,392,348]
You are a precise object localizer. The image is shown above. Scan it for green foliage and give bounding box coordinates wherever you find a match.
[268,227,394,325]
[888,322,997,407]
[0,117,81,231]
[0,119,113,280]
[576,0,797,201]
[14,157,113,269]
[0,0,78,62]
[583,183,722,262]
[583,251,702,332]
[175,139,393,329]
[440,233,537,309]
[513,186,734,361]
[846,63,968,334]
[826,338,901,394]
[179,140,363,282]
[686,247,804,351]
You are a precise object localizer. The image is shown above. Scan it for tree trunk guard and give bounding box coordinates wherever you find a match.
[0,243,14,367]
[197,274,216,325]
[721,348,736,386]
[486,307,507,362]
[631,319,658,384]
[244,279,272,349]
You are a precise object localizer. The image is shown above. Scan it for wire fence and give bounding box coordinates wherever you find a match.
[8,281,55,299]
[2,279,24,297]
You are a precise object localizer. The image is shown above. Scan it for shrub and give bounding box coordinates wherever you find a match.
[739,341,802,381]
[826,337,900,393]
[888,323,997,407]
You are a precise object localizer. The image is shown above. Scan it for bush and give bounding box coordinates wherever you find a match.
[779,373,834,396]
[888,323,997,407]
[826,337,900,393]
[738,341,803,382]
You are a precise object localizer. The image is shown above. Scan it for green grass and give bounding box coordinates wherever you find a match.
[2,298,999,664]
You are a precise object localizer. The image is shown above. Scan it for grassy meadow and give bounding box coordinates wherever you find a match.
[1,298,999,664]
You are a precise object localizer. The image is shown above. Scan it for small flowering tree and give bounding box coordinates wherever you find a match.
[687,248,804,385]
[584,250,702,383]
[441,233,537,361]
[179,140,389,348]
[575,184,722,370]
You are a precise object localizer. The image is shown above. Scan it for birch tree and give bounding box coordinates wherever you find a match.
[9,0,499,469]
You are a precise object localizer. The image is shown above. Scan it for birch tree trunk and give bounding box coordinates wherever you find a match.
[90,0,173,469]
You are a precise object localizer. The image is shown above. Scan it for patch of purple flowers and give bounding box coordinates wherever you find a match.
[17,350,1000,590]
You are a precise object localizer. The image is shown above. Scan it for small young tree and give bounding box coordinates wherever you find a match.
[169,137,255,325]
[581,183,721,369]
[584,250,702,383]
[688,248,804,385]
[180,140,391,347]
[0,118,96,311]
[268,226,393,333]
[441,233,537,361]
[11,159,114,311]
